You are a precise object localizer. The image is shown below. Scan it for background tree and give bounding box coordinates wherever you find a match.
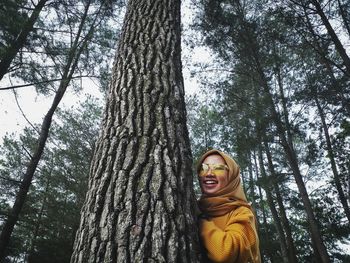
[0,98,102,262]
[0,0,123,259]
[0,0,48,81]
[189,0,350,261]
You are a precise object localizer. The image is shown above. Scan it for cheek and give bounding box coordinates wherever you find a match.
[220,175,229,186]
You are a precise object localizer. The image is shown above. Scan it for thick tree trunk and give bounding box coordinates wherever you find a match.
[70,1,201,262]
[0,2,95,260]
[263,140,298,263]
[311,0,350,76]
[314,92,350,223]
[0,0,48,81]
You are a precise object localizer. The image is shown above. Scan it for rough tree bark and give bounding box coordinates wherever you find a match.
[70,1,201,262]
[0,0,48,81]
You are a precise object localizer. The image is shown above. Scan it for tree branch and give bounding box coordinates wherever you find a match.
[0,75,99,91]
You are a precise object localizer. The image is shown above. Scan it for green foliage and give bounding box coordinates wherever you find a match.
[0,98,102,262]
[190,0,350,260]
[0,0,28,57]
[1,0,124,94]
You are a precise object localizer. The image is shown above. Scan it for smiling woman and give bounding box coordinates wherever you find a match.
[197,149,261,263]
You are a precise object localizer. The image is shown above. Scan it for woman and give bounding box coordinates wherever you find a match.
[197,149,261,263]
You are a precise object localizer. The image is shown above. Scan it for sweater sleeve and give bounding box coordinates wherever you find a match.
[200,207,257,263]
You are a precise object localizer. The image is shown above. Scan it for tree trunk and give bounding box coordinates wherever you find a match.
[239,14,330,257]
[275,65,293,148]
[0,0,48,81]
[70,1,201,262]
[256,65,330,262]
[249,152,258,211]
[257,144,289,263]
[313,91,350,223]
[311,0,350,76]
[262,79,330,262]
[0,2,96,259]
[26,176,50,263]
[263,140,298,263]
[303,9,350,115]
[337,0,350,39]
[238,8,330,256]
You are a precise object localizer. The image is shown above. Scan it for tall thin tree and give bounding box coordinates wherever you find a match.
[0,0,107,259]
[0,0,48,81]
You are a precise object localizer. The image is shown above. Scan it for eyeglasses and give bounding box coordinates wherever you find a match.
[199,163,228,177]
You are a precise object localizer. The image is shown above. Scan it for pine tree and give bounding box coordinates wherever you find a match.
[70,1,201,262]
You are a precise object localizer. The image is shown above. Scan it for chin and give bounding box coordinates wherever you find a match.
[202,186,220,195]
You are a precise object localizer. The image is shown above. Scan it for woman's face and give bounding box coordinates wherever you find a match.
[199,154,229,195]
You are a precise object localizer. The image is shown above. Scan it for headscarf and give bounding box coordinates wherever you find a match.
[197,149,252,217]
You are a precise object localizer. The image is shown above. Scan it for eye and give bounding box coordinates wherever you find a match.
[213,164,225,170]
[202,163,209,171]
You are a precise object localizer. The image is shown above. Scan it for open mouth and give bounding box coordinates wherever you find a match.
[203,179,218,185]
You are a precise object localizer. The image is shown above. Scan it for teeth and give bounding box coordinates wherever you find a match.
[204,180,217,184]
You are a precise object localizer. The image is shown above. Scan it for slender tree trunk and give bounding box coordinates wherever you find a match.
[275,66,294,148]
[249,152,258,211]
[257,68,330,262]
[311,0,350,76]
[313,91,350,222]
[0,2,97,259]
[238,7,330,256]
[337,0,350,39]
[304,10,350,115]
[26,176,50,263]
[263,140,298,263]
[70,1,201,262]
[239,11,330,257]
[0,0,48,81]
[257,144,289,263]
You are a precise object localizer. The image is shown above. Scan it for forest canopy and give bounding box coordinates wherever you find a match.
[0,0,350,262]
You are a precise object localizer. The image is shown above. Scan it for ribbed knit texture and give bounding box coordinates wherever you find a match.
[197,149,261,263]
[200,206,260,263]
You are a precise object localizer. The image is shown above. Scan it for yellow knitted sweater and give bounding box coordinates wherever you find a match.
[200,206,260,263]
[197,149,261,263]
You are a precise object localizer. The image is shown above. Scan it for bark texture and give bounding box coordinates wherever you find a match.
[70,1,201,262]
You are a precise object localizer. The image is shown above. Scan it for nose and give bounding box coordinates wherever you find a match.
[205,167,215,176]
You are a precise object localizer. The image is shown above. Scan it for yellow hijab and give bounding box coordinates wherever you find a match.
[197,149,252,217]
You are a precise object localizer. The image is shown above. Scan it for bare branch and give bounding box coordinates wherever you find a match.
[12,89,40,134]
[0,75,99,91]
